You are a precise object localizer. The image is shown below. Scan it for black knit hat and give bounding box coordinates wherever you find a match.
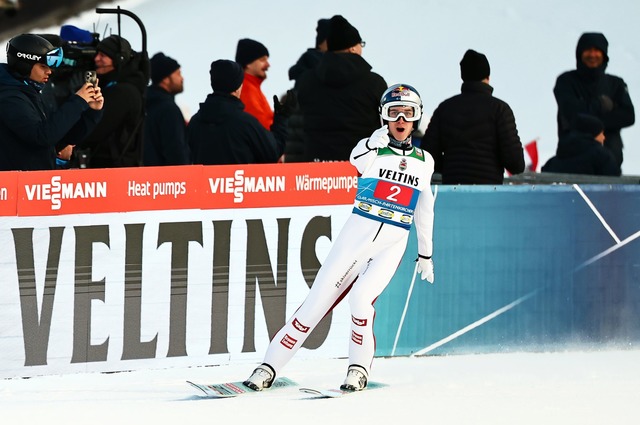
[460,49,490,82]
[150,52,180,85]
[572,113,604,137]
[210,59,245,93]
[316,18,330,47]
[235,38,269,67]
[97,35,132,67]
[327,15,362,51]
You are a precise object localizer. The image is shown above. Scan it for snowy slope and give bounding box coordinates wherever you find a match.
[1,0,639,173]
[1,351,639,424]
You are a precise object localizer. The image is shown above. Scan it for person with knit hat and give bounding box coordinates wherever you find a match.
[542,113,619,176]
[422,49,525,184]
[0,33,104,171]
[235,38,274,131]
[296,14,387,161]
[554,32,634,174]
[81,33,148,168]
[284,17,331,162]
[143,52,189,166]
[187,59,287,165]
[288,18,330,82]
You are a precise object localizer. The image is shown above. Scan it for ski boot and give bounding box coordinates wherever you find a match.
[243,363,275,391]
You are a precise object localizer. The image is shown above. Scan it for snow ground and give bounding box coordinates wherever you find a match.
[1,350,638,425]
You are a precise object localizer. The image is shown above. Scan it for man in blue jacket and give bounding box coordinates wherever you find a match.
[0,33,103,171]
[554,32,635,173]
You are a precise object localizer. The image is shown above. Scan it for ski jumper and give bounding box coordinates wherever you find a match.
[261,134,435,377]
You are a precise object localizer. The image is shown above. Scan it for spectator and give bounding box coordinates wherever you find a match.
[554,32,635,171]
[296,14,387,162]
[422,49,525,184]
[235,38,273,130]
[243,84,436,392]
[0,33,103,171]
[188,59,291,164]
[288,18,330,82]
[284,18,330,163]
[541,113,619,176]
[143,52,190,166]
[81,34,148,168]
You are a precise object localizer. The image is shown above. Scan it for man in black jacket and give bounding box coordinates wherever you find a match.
[143,52,189,166]
[542,114,619,176]
[0,33,103,171]
[296,15,387,162]
[284,18,329,163]
[188,59,288,164]
[554,32,635,171]
[422,49,525,184]
[81,34,148,168]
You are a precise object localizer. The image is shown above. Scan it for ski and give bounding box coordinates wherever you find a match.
[299,381,388,398]
[187,377,297,398]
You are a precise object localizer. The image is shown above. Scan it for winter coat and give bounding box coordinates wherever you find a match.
[554,33,635,168]
[284,48,323,163]
[187,92,286,164]
[422,81,525,184]
[288,48,323,81]
[541,131,620,176]
[240,73,273,130]
[81,54,147,168]
[143,85,189,166]
[296,52,387,162]
[0,63,102,171]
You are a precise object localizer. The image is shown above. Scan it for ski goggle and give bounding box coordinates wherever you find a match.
[44,47,64,68]
[380,102,422,122]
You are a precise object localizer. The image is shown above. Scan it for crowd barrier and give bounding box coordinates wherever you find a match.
[1,163,639,378]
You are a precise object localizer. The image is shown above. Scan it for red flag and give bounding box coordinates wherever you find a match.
[524,139,539,172]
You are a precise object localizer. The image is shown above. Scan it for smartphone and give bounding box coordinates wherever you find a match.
[85,70,97,86]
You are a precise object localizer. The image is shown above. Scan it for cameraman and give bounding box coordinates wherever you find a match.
[0,33,104,171]
[40,25,100,113]
[80,34,148,168]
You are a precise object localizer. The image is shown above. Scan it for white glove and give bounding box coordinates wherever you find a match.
[366,125,390,149]
[416,255,434,284]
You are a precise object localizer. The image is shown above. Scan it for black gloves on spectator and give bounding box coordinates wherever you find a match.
[273,90,298,118]
[599,95,614,113]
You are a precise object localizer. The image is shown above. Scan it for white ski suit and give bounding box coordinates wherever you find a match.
[261,132,435,377]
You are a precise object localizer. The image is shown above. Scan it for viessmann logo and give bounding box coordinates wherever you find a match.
[208,169,286,203]
[24,175,107,210]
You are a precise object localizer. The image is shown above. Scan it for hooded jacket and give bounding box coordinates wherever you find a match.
[0,63,102,171]
[187,92,286,164]
[296,52,387,161]
[553,32,635,168]
[423,81,525,184]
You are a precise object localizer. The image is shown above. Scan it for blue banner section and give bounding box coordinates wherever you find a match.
[375,185,640,356]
